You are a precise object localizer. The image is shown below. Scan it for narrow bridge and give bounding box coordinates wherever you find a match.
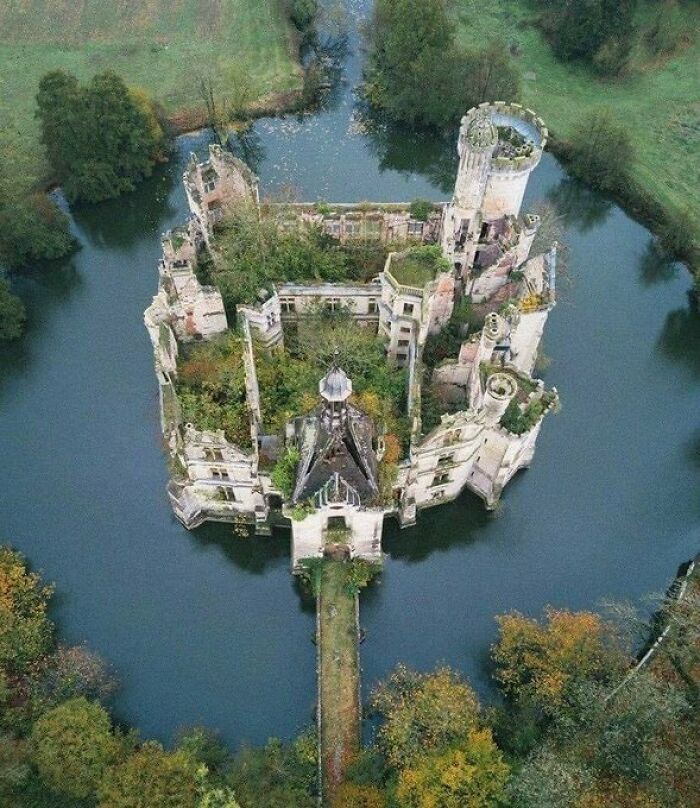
[316,560,361,805]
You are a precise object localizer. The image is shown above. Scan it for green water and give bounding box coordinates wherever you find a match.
[1,0,698,746]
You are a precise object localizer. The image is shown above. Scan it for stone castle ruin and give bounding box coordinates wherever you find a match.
[145,102,558,570]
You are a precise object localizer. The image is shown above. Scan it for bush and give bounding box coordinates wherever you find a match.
[535,0,637,73]
[565,109,635,193]
[98,742,198,808]
[646,1,685,55]
[271,447,301,499]
[287,0,318,32]
[0,279,27,342]
[409,199,433,222]
[36,70,169,204]
[31,698,120,799]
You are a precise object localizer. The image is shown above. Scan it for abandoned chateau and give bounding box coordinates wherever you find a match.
[145,102,558,569]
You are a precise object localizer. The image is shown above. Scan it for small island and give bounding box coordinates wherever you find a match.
[145,102,558,569]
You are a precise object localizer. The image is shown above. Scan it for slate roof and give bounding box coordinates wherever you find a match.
[292,404,378,505]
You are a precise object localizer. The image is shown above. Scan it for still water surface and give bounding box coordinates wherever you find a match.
[1,0,698,745]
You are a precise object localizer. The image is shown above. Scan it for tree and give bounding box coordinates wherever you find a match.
[395,729,509,808]
[0,189,74,270]
[536,0,638,73]
[507,749,591,808]
[98,742,198,808]
[35,644,117,707]
[0,279,26,342]
[31,697,120,799]
[36,70,169,204]
[365,0,460,128]
[0,547,53,675]
[565,109,635,193]
[365,1,520,128]
[462,41,521,109]
[225,734,317,808]
[331,782,385,808]
[492,608,627,715]
[371,665,480,767]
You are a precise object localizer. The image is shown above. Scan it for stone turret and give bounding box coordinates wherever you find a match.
[454,112,497,212]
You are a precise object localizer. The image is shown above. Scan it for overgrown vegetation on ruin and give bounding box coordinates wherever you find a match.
[256,308,409,443]
[175,333,251,448]
[388,245,449,287]
[197,204,394,318]
[175,310,409,454]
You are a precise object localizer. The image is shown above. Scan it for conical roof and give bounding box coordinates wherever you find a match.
[319,362,352,402]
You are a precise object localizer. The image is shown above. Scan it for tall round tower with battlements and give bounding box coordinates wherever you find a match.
[442,102,548,275]
[454,112,498,213]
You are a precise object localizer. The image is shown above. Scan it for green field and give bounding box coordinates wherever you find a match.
[0,0,301,183]
[456,0,699,230]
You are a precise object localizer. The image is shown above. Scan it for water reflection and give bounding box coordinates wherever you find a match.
[70,164,177,249]
[362,113,458,194]
[383,490,492,563]
[228,126,267,175]
[191,523,292,575]
[546,177,612,232]
[638,239,681,286]
[657,297,700,377]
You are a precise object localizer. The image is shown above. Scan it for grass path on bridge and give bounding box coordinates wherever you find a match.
[317,560,360,803]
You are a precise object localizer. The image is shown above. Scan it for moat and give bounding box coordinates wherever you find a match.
[2,0,699,750]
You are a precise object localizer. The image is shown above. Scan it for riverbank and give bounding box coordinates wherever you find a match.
[0,0,303,188]
[455,0,699,277]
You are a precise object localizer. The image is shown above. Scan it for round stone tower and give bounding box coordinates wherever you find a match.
[483,373,518,422]
[454,112,498,213]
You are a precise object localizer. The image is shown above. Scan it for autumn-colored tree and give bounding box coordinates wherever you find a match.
[0,547,53,675]
[382,434,401,465]
[31,697,120,798]
[331,782,385,808]
[371,665,480,767]
[492,608,627,713]
[396,728,509,808]
[98,742,198,808]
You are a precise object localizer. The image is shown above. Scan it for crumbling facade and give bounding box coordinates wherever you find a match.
[145,102,558,569]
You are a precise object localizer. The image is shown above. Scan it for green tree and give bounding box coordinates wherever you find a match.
[226,734,317,808]
[395,729,509,808]
[366,0,454,123]
[371,665,481,768]
[31,697,120,799]
[0,547,53,675]
[331,782,385,808]
[0,279,27,342]
[536,0,638,72]
[98,742,198,808]
[365,1,519,128]
[36,70,169,204]
[565,109,635,193]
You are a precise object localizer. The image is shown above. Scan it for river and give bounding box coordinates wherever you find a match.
[1,0,698,747]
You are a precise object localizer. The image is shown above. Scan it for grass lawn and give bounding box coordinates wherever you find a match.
[455,0,699,228]
[0,0,302,184]
[318,559,360,800]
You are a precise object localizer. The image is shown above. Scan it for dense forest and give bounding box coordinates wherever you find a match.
[1,546,697,807]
